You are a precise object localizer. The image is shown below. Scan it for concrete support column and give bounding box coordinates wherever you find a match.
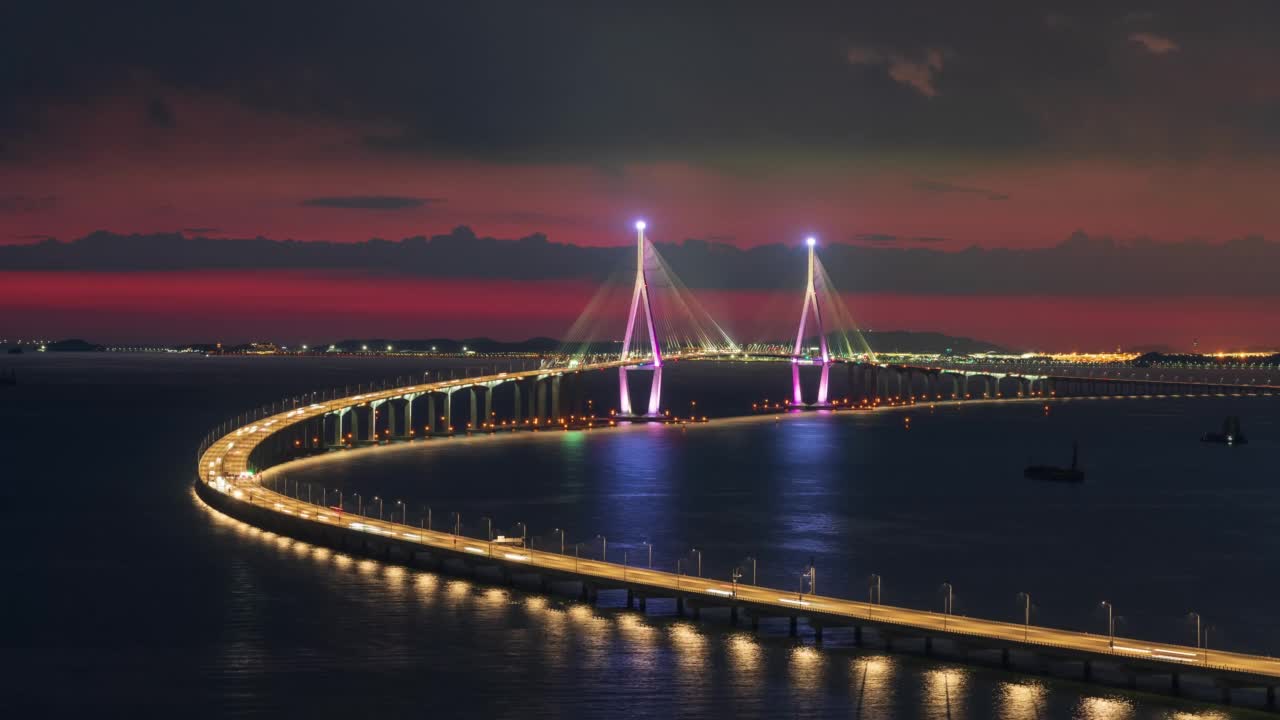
[676,596,685,616]
[537,379,548,422]
[1001,648,1010,668]
[626,589,634,609]
[730,606,739,626]
[639,595,647,613]
[925,637,933,654]
[1266,685,1274,710]
[404,395,414,438]
[444,390,453,432]
[529,378,539,422]
[350,406,360,443]
[469,388,478,430]
[789,616,798,637]
[483,386,493,429]
[1082,660,1092,680]
[388,400,398,437]
[751,614,759,631]
[427,395,436,435]
[1171,672,1180,695]
[551,375,561,422]
[513,382,522,423]
[814,625,823,644]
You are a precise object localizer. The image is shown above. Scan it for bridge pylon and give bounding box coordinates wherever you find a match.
[618,221,663,417]
[792,236,831,407]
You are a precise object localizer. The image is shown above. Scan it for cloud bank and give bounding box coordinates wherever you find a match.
[2,227,1276,298]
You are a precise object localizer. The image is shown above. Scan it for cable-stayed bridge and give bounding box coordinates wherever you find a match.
[193,222,1280,711]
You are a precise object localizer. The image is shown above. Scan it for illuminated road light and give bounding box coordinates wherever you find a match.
[778,598,814,607]
[349,522,366,531]
[1153,654,1197,663]
[704,588,733,597]
[503,552,531,561]
[464,546,487,555]
[402,532,421,540]
[273,502,283,509]
[806,236,816,247]
[1154,648,1197,657]
[635,220,646,231]
[232,489,245,500]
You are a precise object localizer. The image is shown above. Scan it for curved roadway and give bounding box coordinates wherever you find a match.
[197,359,1280,692]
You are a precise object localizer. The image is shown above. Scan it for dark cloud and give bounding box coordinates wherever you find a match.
[3,227,1275,298]
[300,196,442,210]
[4,2,1276,163]
[912,179,1009,201]
[146,98,175,128]
[853,233,899,243]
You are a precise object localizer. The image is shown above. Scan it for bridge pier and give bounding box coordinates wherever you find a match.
[1171,671,1180,696]
[1082,660,1092,681]
[676,596,685,616]
[426,394,436,434]
[551,375,561,422]
[853,626,863,646]
[469,388,478,430]
[925,637,933,655]
[730,605,739,626]
[751,614,759,631]
[789,616,798,637]
[639,595,646,613]
[1221,687,1232,705]
[626,589,634,609]
[814,625,824,644]
[1267,685,1275,709]
[1001,648,1010,669]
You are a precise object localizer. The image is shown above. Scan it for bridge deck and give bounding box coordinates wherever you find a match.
[198,362,1280,690]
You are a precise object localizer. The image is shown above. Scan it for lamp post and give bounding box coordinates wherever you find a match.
[373,496,383,520]
[692,548,702,577]
[1019,592,1032,642]
[554,528,566,555]
[642,540,653,568]
[746,556,757,585]
[395,499,405,524]
[942,582,953,631]
[1101,601,1115,649]
[731,567,742,598]
[354,493,362,516]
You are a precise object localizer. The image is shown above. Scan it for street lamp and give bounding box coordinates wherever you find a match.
[641,540,653,568]
[354,492,362,516]
[745,555,757,585]
[731,567,742,598]
[596,535,607,561]
[554,528,566,555]
[422,505,431,530]
[373,496,383,520]
[395,499,405,524]
[692,548,702,577]
[1101,601,1115,649]
[1188,611,1202,649]
[1018,592,1032,641]
[941,582,953,631]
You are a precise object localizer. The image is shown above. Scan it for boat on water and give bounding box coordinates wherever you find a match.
[1202,416,1247,445]
[1025,442,1085,482]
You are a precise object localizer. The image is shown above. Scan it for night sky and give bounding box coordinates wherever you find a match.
[2,2,1278,349]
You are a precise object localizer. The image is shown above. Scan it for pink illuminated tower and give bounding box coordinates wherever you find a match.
[792,236,831,406]
[618,221,663,416]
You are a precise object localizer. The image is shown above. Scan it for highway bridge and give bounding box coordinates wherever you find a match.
[195,225,1280,710]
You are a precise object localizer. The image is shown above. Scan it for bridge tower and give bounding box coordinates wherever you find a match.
[792,236,831,406]
[618,221,663,417]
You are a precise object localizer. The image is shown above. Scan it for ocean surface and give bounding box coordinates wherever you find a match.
[1,353,1277,718]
